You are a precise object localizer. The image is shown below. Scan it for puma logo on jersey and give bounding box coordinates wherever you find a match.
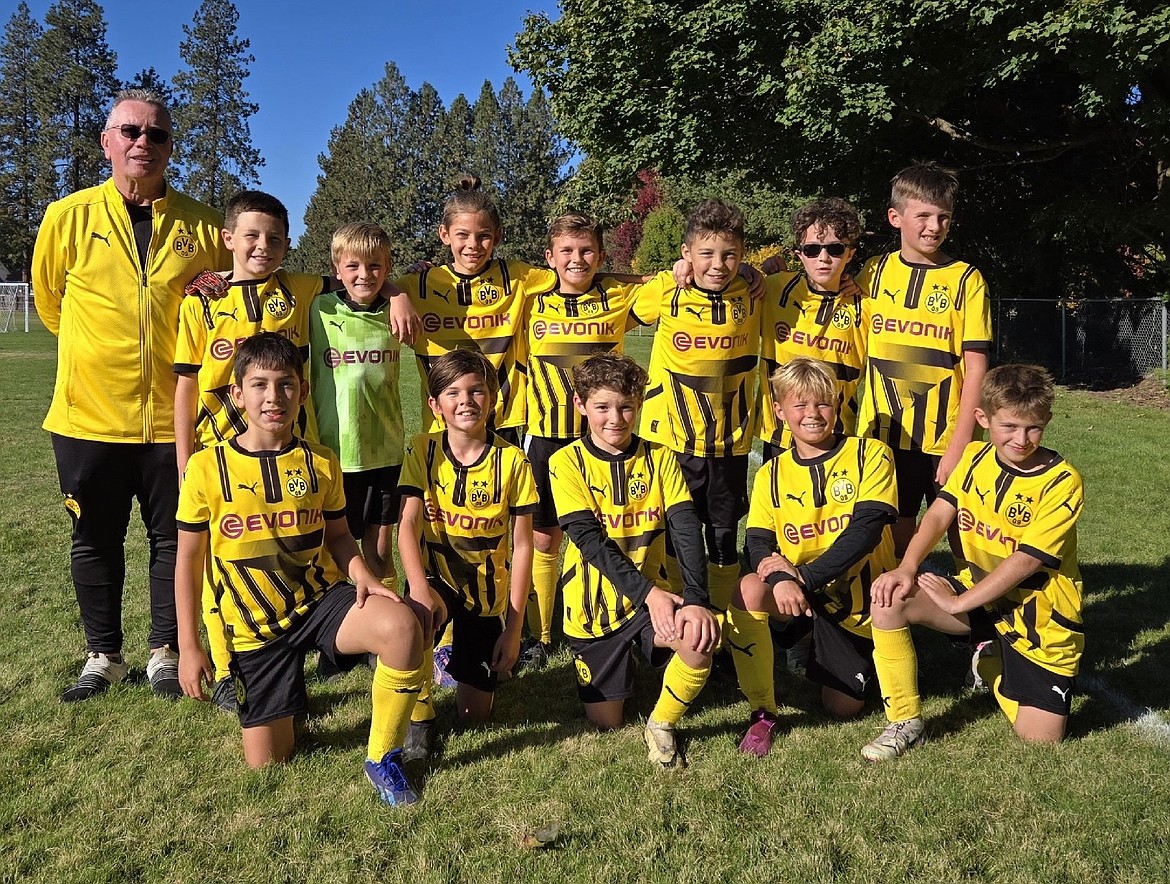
[975,487,989,505]
[216,308,238,320]
[1051,685,1070,702]
[431,289,450,302]
[433,480,447,493]
[328,320,344,330]
[795,301,808,316]
[237,482,258,494]
[727,639,755,657]
[685,306,705,321]
[91,231,112,246]
[589,485,607,497]
[884,288,898,301]
[786,492,806,505]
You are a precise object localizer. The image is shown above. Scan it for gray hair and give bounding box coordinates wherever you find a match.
[105,88,171,130]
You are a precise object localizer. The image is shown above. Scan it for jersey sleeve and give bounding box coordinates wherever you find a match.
[938,442,982,505]
[176,453,211,531]
[549,447,595,522]
[398,436,428,498]
[31,202,67,335]
[962,267,992,349]
[320,447,347,518]
[856,439,899,514]
[509,450,540,514]
[1018,468,1084,569]
[628,271,674,326]
[174,297,208,373]
[656,446,694,514]
[744,459,780,536]
[508,260,557,294]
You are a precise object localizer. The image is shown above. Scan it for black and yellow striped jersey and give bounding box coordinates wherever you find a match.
[857,253,992,455]
[522,280,638,439]
[398,431,539,617]
[758,271,868,449]
[940,442,1084,676]
[550,436,694,640]
[174,270,327,447]
[746,435,897,634]
[176,436,346,653]
[630,271,760,457]
[397,260,556,432]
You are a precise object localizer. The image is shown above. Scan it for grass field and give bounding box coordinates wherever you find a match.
[1,321,1168,883]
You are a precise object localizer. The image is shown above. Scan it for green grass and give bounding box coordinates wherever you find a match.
[2,323,1169,883]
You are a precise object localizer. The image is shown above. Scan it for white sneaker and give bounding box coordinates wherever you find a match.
[861,717,926,762]
[644,717,686,770]
[146,645,183,699]
[61,652,129,703]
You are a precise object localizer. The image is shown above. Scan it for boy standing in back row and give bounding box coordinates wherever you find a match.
[858,163,992,555]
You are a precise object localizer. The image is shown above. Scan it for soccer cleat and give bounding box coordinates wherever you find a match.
[738,709,779,757]
[861,717,926,762]
[515,637,550,673]
[402,719,435,765]
[147,645,183,699]
[644,716,686,770]
[432,645,457,688]
[365,748,420,806]
[966,640,997,694]
[61,652,129,703]
[212,676,238,714]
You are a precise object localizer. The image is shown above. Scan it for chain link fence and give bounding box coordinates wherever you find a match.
[995,298,1168,381]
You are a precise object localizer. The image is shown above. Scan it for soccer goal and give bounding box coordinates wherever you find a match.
[0,283,30,332]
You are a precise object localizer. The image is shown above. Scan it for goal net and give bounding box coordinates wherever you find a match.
[0,283,30,332]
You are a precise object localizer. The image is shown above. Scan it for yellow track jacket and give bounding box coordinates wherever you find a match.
[34,178,228,443]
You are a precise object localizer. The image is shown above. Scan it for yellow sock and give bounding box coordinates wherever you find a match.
[727,606,778,714]
[991,672,1018,725]
[200,569,231,681]
[528,548,559,645]
[707,563,738,612]
[871,626,921,721]
[437,620,454,649]
[651,654,711,725]
[410,646,437,724]
[367,658,424,760]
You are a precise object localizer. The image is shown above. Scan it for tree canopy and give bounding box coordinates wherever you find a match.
[512,0,1170,299]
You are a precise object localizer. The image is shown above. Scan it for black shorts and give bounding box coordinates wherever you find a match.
[342,465,402,538]
[231,585,362,728]
[674,452,749,528]
[431,582,504,693]
[997,636,1076,716]
[805,616,876,702]
[524,434,575,530]
[892,448,942,518]
[567,609,672,704]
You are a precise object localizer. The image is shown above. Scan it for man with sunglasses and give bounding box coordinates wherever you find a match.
[33,88,229,704]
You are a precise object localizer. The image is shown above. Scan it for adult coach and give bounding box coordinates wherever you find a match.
[33,88,229,702]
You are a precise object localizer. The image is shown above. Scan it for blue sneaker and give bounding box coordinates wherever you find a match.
[364,749,420,806]
[432,645,457,688]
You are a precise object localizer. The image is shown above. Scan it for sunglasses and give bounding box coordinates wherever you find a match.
[796,242,849,258]
[106,124,172,145]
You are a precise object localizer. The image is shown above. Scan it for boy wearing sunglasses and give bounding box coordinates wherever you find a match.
[857,163,992,557]
[757,198,869,464]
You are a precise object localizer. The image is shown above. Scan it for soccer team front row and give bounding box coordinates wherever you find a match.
[56,155,1087,809]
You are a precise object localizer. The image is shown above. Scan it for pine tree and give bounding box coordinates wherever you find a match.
[34,0,118,198]
[469,80,503,200]
[172,0,262,209]
[123,67,176,110]
[0,2,48,276]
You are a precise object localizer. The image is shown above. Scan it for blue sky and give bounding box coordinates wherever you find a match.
[6,0,557,241]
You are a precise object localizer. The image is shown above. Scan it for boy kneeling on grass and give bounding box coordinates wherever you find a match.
[550,352,719,769]
[867,364,1085,759]
[176,332,428,807]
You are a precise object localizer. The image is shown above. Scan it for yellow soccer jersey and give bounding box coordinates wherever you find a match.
[550,436,694,640]
[399,431,539,616]
[857,253,992,455]
[746,435,897,634]
[175,270,328,447]
[398,260,556,432]
[758,272,868,449]
[176,437,347,653]
[630,271,760,457]
[522,279,638,439]
[940,442,1085,676]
